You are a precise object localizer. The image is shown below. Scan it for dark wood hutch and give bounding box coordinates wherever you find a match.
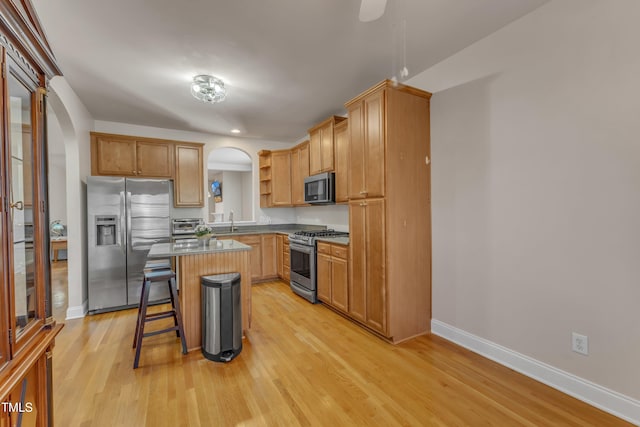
[0,1,62,426]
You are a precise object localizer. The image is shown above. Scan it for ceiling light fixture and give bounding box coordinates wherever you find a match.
[191,75,226,103]
[231,129,241,134]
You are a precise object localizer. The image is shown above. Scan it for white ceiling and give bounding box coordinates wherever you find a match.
[32,0,548,143]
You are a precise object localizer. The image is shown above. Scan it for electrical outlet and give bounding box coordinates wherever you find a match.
[572,332,589,356]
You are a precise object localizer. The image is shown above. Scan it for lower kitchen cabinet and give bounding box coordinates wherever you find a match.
[276,234,290,281]
[317,250,332,303]
[235,234,278,282]
[277,234,284,277]
[349,198,386,335]
[317,242,349,313]
[236,235,262,281]
[261,234,278,279]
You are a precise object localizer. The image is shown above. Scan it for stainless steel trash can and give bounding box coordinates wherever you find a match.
[201,273,242,362]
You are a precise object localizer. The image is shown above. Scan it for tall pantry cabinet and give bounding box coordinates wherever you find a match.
[1,1,64,426]
[345,80,432,343]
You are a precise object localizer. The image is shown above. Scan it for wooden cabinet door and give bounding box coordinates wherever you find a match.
[348,201,366,322]
[174,144,204,207]
[300,143,310,180]
[331,256,349,313]
[237,235,262,281]
[290,142,309,206]
[317,252,332,304]
[261,234,278,279]
[271,151,292,206]
[290,146,301,205]
[309,129,322,175]
[347,102,366,199]
[276,234,284,278]
[283,239,290,281]
[364,90,385,198]
[136,141,173,177]
[364,199,386,334]
[94,136,137,176]
[319,121,334,172]
[334,120,349,203]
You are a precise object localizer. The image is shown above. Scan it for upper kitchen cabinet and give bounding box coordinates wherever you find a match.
[1,1,64,425]
[308,115,347,175]
[270,150,292,206]
[290,140,309,206]
[344,80,432,344]
[345,87,384,199]
[90,132,204,207]
[91,132,173,178]
[174,143,204,207]
[333,120,349,203]
[260,148,297,208]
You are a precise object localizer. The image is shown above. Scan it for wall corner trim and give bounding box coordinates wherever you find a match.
[65,301,88,320]
[431,319,640,425]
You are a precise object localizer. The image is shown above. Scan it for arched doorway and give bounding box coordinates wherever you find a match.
[207,147,253,223]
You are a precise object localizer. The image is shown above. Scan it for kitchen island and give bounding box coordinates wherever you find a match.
[148,239,251,352]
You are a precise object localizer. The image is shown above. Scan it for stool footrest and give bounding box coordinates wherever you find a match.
[145,311,176,321]
[143,326,179,338]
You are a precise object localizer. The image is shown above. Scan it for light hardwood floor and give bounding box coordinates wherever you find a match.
[49,270,629,426]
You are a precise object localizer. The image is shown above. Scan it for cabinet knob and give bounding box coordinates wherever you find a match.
[132,170,137,175]
[138,170,142,174]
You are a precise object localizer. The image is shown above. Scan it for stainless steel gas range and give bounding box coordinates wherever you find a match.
[288,230,349,303]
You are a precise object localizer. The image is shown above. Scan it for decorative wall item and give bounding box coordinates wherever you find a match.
[211,180,222,202]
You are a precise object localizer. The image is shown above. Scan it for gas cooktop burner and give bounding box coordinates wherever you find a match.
[293,229,348,237]
[289,229,349,245]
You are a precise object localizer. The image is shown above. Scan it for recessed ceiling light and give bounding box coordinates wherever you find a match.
[231,129,241,134]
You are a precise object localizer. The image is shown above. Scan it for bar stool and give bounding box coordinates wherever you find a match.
[133,266,187,369]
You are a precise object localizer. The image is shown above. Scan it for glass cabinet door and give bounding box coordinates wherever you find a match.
[5,57,41,344]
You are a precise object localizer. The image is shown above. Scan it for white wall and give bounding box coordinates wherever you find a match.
[47,107,66,224]
[409,0,640,416]
[241,171,252,220]
[48,76,94,319]
[221,171,243,220]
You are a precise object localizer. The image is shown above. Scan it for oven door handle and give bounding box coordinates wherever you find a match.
[289,242,314,254]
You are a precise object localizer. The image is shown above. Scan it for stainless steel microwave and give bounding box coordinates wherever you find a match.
[304,172,335,204]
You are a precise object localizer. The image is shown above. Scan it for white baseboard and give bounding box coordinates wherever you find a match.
[431,319,640,426]
[66,301,88,320]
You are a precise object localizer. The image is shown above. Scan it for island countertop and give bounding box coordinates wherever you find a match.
[147,239,251,258]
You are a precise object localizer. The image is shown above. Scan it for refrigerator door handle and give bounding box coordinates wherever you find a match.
[119,191,126,253]
[126,191,132,251]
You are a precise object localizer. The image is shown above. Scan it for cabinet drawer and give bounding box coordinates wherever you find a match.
[236,235,261,245]
[317,242,331,255]
[283,236,289,244]
[283,252,290,267]
[331,244,348,259]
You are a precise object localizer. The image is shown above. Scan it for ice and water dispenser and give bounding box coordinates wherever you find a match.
[96,215,117,246]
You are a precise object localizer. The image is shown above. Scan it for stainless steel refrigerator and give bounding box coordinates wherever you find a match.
[87,177,172,313]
